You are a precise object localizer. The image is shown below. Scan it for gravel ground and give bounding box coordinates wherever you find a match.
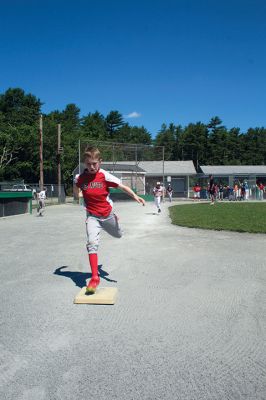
[0,201,266,400]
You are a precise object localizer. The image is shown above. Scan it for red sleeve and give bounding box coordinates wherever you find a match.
[75,174,83,188]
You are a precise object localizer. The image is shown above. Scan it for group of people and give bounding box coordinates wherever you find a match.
[193,176,265,205]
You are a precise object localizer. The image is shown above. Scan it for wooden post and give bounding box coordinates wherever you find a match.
[162,146,165,201]
[135,144,138,193]
[39,115,44,190]
[57,124,61,203]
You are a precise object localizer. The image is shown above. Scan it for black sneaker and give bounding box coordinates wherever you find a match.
[158,208,161,213]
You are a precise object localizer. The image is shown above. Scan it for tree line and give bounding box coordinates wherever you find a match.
[0,88,265,191]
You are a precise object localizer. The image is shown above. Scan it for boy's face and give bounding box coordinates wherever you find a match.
[84,156,102,174]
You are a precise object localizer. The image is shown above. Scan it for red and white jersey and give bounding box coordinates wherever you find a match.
[75,169,121,217]
[193,185,201,193]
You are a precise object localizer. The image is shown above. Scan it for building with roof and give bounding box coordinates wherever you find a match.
[200,165,266,184]
[134,160,197,197]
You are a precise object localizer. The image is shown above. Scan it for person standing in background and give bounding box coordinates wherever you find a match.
[244,180,249,200]
[218,183,224,201]
[37,188,46,216]
[166,183,173,202]
[258,182,265,200]
[208,175,215,205]
[193,183,201,201]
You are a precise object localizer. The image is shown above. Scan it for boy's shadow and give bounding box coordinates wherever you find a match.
[54,265,117,288]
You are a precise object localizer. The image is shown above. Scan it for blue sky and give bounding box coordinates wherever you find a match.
[1,0,266,136]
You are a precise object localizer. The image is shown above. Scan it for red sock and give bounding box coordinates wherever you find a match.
[89,253,98,278]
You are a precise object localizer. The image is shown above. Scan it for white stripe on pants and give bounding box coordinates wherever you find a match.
[86,212,122,254]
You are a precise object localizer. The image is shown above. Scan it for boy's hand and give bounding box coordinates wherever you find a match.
[136,196,145,206]
[118,183,146,206]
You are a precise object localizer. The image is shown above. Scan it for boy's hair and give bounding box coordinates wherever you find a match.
[83,146,101,161]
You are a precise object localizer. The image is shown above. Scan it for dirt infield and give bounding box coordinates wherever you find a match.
[1,201,266,400]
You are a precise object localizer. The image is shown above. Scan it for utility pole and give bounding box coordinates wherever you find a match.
[162,146,165,202]
[57,124,63,203]
[39,115,44,190]
[135,144,138,193]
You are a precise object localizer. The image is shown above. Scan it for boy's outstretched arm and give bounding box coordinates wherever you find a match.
[118,183,146,206]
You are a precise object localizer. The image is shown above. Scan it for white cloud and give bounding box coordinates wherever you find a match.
[125,111,141,119]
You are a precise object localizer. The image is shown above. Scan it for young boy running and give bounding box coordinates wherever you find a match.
[37,188,47,216]
[153,182,163,213]
[74,146,145,294]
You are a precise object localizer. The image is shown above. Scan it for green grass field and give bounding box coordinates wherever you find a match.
[169,202,266,233]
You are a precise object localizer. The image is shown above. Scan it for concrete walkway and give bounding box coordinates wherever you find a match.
[0,201,266,400]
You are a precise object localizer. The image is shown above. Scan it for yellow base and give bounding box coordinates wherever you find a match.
[74,287,118,305]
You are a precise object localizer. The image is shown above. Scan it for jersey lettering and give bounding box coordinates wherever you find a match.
[89,182,103,189]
